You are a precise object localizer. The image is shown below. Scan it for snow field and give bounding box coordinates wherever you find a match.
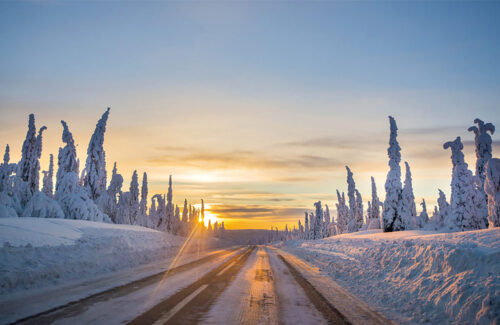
[0,218,224,296]
[278,228,500,325]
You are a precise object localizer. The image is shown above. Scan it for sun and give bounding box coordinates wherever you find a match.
[193,203,219,227]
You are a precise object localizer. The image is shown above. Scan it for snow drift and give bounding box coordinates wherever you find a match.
[278,229,500,325]
[0,218,221,295]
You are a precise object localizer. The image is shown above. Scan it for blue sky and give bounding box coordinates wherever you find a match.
[1,1,499,228]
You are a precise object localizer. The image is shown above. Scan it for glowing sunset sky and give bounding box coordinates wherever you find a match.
[1,1,499,229]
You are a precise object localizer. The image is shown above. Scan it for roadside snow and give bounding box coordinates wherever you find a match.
[0,218,221,296]
[278,229,500,325]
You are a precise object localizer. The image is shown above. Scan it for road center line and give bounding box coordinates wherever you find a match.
[216,261,236,276]
[152,284,208,325]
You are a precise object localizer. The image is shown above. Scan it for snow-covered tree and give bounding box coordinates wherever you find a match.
[149,196,157,227]
[120,171,140,225]
[313,201,323,239]
[469,119,495,184]
[417,199,429,228]
[304,211,309,240]
[83,108,110,202]
[346,166,358,232]
[309,212,315,239]
[55,121,109,222]
[207,219,212,233]
[182,199,188,233]
[485,158,500,227]
[0,145,19,218]
[432,189,450,230]
[99,162,123,223]
[22,191,65,219]
[41,154,54,197]
[164,176,174,232]
[149,194,165,228]
[336,190,348,234]
[56,121,79,191]
[382,116,404,232]
[17,114,37,189]
[174,204,180,228]
[367,177,381,229]
[324,204,331,237]
[0,145,14,193]
[355,189,364,230]
[16,114,47,206]
[468,119,495,227]
[444,137,484,230]
[219,221,225,238]
[139,172,148,224]
[401,161,417,229]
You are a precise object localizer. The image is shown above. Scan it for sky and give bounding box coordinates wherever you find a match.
[1,1,499,229]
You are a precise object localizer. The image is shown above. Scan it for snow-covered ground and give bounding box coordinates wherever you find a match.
[278,229,500,325]
[0,218,223,296]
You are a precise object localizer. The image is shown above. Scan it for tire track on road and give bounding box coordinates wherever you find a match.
[14,247,241,325]
[129,246,255,325]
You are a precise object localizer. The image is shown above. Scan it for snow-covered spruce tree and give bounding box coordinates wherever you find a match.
[56,121,79,191]
[304,212,309,239]
[130,171,140,224]
[345,166,358,232]
[139,172,148,225]
[313,201,323,239]
[368,176,381,229]
[427,189,450,230]
[468,119,495,226]
[324,204,331,237]
[174,204,180,232]
[468,119,495,185]
[41,154,54,198]
[182,199,189,233]
[0,145,14,193]
[83,108,110,202]
[55,121,109,222]
[213,221,219,236]
[150,194,166,228]
[219,221,225,238]
[335,190,348,234]
[207,219,212,234]
[431,206,439,226]
[117,171,140,225]
[30,125,47,196]
[16,114,37,191]
[165,176,174,232]
[401,161,417,229]
[24,145,63,218]
[484,158,500,227]
[309,212,315,239]
[99,162,123,223]
[417,199,429,228]
[0,145,19,218]
[15,114,47,207]
[444,137,484,230]
[355,190,364,230]
[298,219,304,239]
[382,116,404,232]
[149,196,157,227]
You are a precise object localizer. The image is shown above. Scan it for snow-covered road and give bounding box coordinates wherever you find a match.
[10,245,389,325]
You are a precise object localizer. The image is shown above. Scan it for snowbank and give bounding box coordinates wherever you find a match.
[278,229,500,325]
[0,218,219,295]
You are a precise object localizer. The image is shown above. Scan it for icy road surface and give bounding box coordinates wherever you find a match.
[12,246,390,325]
